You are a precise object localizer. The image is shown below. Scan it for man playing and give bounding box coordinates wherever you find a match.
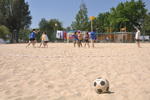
[90,30,96,48]
[26,29,39,48]
[135,27,141,48]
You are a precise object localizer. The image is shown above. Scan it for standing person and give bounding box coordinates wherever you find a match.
[84,32,90,48]
[90,30,96,48]
[43,32,49,48]
[26,29,39,48]
[78,31,83,47]
[135,27,141,48]
[71,32,79,47]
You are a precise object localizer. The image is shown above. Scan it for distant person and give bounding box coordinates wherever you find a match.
[84,32,90,48]
[135,27,141,48]
[106,37,109,42]
[78,32,83,47]
[71,32,79,47]
[26,29,39,48]
[43,32,49,48]
[90,30,96,48]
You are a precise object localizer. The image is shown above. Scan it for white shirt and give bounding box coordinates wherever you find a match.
[43,34,49,41]
[135,30,140,39]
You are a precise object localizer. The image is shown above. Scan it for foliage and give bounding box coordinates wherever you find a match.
[18,28,31,42]
[38,18,63,41]
[65,26,71,31]
[96,12,111,33]
[109,0,147,32]
[70,0,148,33]
[71,2,90,31]
[144,13,150,35]
[39,18,48,31]
[0,0,32,43]
[0,25,10,40]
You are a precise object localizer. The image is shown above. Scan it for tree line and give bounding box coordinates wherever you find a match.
[0,0,150,43]
[72,0,150,34]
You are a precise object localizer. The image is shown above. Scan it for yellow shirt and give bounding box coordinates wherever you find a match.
[78,34,82,40]
[41,34,44,41]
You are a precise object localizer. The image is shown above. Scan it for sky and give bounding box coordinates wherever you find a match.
[25,0,150,28]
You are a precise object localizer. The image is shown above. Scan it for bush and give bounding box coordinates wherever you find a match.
[0,25,10,40]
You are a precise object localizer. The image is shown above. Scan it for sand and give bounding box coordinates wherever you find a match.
[0,43,150,100]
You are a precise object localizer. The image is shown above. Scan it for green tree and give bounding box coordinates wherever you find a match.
[38,19,63,41]
[71,2,89,31]
[96,12,111,33]
[0,25,10,40]
[66,26,71,31]
[18,28,31,42]
[0,0,32,43]
[39,18,48,31]
[110,0,147,32]
[144,13,150,35]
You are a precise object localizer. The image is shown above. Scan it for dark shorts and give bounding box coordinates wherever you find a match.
[44,41,49,43]
[85,39,89,43]
[74,40,78,43]
[29,38,35,41]
[135,39,140,42]
[78,39,82,43]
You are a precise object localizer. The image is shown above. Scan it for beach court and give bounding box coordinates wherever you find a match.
[0,43,150,100]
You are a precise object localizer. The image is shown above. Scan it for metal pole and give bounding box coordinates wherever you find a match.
[96,28,98,42]
[91,20,93,31]
[54,23,58,42]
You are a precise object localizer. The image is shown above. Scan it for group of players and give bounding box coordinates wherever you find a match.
[26,27,141,48]
[26,29,97,48]
[71,31,96,48]
[26,29,49,48]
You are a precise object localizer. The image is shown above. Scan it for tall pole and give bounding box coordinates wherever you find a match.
[90,16,95,31]
[91,20,93,31]
[54,23,58,42]
[96,28,98,42]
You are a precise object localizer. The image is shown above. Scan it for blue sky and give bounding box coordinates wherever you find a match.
[25,0,150,28]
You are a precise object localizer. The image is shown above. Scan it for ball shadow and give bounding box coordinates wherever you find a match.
[105,91,115,94]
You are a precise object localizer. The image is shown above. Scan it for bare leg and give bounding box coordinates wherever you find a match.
[87,43,90,47]
[78,42,80,47]
[80,42,82,47]
[84,43,86,48]
[137,42,141,48]
[78,41,81,47]
[45,43,48,48]
[74,42,76,47]
[38,43,42,48]
[26,41,31,48]
[91,40,94,48]
[32,41,36,48]
[43,43,46,48]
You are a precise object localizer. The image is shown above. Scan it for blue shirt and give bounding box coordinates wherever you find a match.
[90,31,96,40]
[29,32,35,38]
[72,34,78,41]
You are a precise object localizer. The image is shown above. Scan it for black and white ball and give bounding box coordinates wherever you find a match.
[93,77,109,94]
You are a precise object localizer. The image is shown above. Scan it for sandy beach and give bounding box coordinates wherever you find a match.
[0,43,150,100]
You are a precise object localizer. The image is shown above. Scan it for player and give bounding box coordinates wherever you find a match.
[135,27,141,48]
[71,32,79,47]
[26,29,39,48]
[90,30,96,48]
[84,32,90,48]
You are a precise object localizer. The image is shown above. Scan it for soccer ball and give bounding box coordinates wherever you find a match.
[93,77,109,94]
